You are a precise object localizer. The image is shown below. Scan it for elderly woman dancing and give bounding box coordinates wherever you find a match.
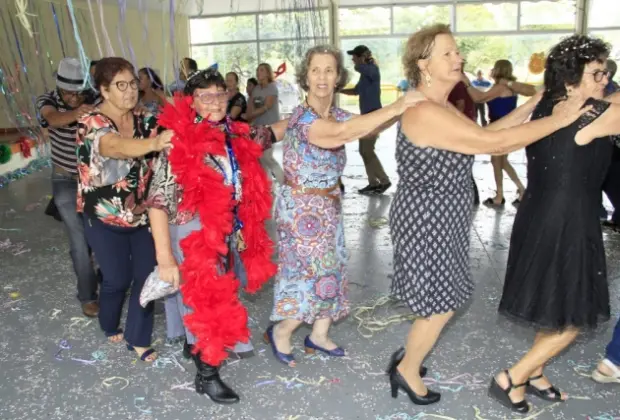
[264,45,425,367]
[491,34,620,414]
[148,69,287,403]
[76,57,171,362]
[384,24,591,407]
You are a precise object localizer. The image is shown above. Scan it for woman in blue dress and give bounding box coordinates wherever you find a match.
[466,60,536,206]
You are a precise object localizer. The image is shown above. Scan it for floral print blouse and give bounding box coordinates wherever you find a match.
[76,111,158,228]
[147,121,274,225]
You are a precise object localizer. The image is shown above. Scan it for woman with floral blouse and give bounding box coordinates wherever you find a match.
[76,57,171,363]
[147,69,286,403]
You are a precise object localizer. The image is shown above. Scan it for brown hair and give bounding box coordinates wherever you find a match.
[491,59,516,82]
[402,24,452,87]
[296,45,349,92]
[257,63,275,83]
[94,57,135,90]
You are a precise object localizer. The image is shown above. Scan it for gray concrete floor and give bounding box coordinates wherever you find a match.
[1,126,619,420]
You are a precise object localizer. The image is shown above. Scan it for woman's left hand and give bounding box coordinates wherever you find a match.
[397,90,427,114]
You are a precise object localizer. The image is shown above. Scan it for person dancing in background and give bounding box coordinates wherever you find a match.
[341,45,391,195]
[225,71,247,121]
[245,63,285,184]
[138,67,166,115]
[472,70,491,126]
[448,64,480,205]
[465,60,536,206]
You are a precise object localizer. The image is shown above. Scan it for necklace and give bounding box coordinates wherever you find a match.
[305,98,332,120]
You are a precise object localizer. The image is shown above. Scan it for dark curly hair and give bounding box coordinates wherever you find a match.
[544,35,610,100]
[183,69,226,96]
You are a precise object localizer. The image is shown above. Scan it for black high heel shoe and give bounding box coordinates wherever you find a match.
[389,368,440,405]
[525,374,565,402]
[488,370,530,414]
[386,347,428,378]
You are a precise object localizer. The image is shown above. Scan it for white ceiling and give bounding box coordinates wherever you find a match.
[92,0,461,16]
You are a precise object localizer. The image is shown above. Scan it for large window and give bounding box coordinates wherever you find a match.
[456,2,519,32]
[189,0,582,99]
[588,0,620,30]
[189,9,328,88]
[334,0,577,112]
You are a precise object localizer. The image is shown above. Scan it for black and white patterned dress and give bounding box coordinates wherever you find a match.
[389,127,475,317]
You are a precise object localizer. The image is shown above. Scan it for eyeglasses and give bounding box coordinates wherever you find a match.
[114,79,139,92]
[59,89,85,98]
[585,70,611,83]
[194,92,228,104]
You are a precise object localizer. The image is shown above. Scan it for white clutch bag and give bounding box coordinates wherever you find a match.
[139,266,179,307]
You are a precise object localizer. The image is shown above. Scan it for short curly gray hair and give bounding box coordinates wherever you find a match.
[296,45,349,92]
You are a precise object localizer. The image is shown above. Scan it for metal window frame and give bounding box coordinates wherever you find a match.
[188,0,599,52]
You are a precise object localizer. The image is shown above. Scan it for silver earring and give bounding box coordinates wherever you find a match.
[425,74,432,87]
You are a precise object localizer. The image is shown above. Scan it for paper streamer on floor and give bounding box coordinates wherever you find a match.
[352,295,416,338]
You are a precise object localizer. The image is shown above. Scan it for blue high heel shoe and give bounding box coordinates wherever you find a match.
[263,325,295,366]
[304,335,345,357]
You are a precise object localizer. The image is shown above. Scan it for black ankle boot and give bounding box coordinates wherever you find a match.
[192,353,240,404]
[183,340,192,359]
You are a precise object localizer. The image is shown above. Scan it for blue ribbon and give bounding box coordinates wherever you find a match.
[197,116,243,232]
[51,4,66,57]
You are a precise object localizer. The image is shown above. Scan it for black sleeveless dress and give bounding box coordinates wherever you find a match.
[499,98,613,329]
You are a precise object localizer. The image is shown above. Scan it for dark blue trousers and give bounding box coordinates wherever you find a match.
[606,316,620,366]
[83,217,156,347]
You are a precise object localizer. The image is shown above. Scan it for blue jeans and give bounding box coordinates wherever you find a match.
[606,316,620,366]
[52,172,98,303]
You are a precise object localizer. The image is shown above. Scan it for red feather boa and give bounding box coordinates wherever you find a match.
[157,96,277,365]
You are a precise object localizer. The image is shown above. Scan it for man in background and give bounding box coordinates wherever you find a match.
[341,45,391,195]
[448,68,480,205]
[167,57,198,95]
[37,58,100,317]
[471,70,491,126]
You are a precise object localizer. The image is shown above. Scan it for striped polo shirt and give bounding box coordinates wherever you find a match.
[36,89,99,174]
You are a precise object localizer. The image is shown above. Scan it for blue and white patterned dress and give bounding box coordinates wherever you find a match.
[270,104,352,324]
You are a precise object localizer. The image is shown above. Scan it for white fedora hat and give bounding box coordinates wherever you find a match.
[56,58,85,92]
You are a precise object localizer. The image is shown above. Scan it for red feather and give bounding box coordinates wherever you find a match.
[157,98,277,365]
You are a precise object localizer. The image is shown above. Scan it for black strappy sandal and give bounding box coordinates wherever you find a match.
[488,370,530,414]
[525,374,565,402]
[483,197,505,207]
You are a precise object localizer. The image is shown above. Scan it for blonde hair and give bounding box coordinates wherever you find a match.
[403,24,452,87]
[257,63,274,83]
[492,59,516,82]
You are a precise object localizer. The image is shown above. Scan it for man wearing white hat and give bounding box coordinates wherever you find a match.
[36,57,101,318]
